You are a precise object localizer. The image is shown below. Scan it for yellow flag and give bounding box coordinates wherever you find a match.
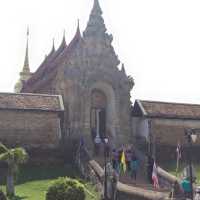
[121,150,126,173]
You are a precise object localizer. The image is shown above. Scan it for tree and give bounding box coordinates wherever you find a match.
[0,143,28,197]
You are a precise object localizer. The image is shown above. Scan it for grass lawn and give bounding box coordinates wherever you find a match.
[161,162,200,184]
[0,165,100,200]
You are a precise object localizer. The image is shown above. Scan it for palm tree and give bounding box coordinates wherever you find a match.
[0,143,28,197]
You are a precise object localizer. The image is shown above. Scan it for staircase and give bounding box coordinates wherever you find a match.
[76,143,174,200]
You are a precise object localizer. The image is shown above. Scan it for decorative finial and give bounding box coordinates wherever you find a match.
[77,19,80,31]
[27,26,29,37]
[50,38,55,54]
[62,29,66,42]
[75,19,81,37]
[121,63,126,75]
[53,38,55,49]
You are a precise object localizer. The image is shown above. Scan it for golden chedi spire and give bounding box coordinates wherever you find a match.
[22,27,30,73]
[14,27,32,93]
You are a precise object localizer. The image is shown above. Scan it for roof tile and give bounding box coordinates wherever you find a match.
[0,93,64,111]
[133,100,200,119]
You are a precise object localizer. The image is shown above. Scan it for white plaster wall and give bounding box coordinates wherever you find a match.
[132,117,139,137]
[132,117,149,140]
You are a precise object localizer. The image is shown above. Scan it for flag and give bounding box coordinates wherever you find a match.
[120,150,126,173]
[152,162,159,189]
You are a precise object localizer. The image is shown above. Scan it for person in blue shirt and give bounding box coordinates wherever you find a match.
[130,153,139,181]
[181,177,192,199]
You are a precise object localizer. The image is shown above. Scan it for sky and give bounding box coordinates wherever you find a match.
[0,0,200,104]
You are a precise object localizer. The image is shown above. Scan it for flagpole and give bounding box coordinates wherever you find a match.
[176,155,179,176]
[103,137,108,200]
[176,141,181,177]
[171,187,174,200]
[171,185,174,200]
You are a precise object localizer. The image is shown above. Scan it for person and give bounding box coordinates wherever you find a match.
[94,135,101,155]
[104,137,110,158]
[111,168,119,200]
[125,148,132,172]
[91,128,99,155]
[118,148,123,174]
[147,154,154,184]
[181,177,192,199]
[194,186,200,200]
[130,153,139,180]
[111,149,119,171]
[169,180,184,199]
[91,128,96,141]
[103,162,114,200]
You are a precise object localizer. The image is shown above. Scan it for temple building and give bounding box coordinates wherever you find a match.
[3,0,200,164]
[14,0,134,148]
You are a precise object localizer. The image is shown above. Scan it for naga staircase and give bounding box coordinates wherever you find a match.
[75,142,184,200]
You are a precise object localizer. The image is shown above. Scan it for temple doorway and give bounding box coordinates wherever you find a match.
[91,89,107,142]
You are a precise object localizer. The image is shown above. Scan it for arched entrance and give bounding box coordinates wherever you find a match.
[91,89,107,140]
[84,81,117,148]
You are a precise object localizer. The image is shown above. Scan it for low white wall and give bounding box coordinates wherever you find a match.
[132,117,149,140]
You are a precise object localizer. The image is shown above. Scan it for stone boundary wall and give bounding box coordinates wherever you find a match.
[0,110,61,149]
[25,147,65,166]
[157,167,180,186]
[156,144,200,163]
[151,118,200,162]
[157,166,188,200]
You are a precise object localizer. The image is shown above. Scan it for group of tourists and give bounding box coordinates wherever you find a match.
[90,136,200,199]
[90,133,157,188]
[111,147,139,180]
[111,148,156,185]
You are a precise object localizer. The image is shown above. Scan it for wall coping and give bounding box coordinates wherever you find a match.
[157,167,180,184]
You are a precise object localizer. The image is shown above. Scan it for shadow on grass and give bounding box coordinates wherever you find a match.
[19,164,81,184]
[1,164,81,185]
[9,195,27,200]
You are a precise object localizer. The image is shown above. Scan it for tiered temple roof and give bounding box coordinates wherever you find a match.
[21,22,82,92]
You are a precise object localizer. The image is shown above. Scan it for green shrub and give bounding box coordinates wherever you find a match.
[46,177,86,200]
[0,190,7,200]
